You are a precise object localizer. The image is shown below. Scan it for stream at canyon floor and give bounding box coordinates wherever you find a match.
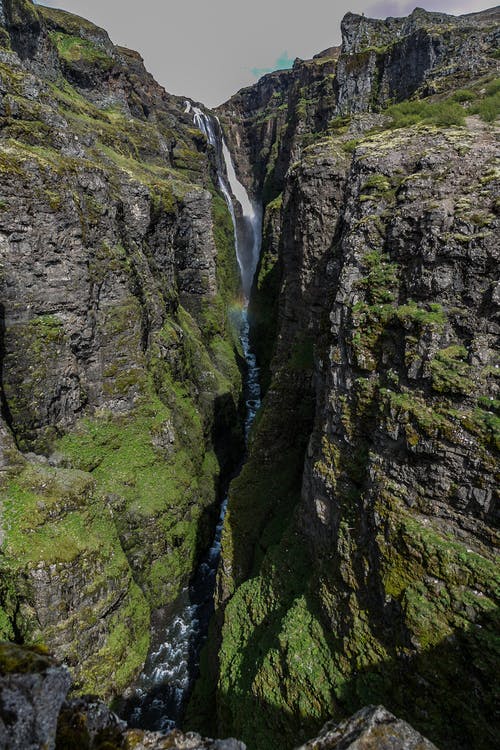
[119,107,262,732]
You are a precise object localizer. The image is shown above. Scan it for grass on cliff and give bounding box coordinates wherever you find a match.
[209,420,500,750]
[457,78,500,123]
[0,459,151,695]
[387,99,466,129]
[50,31,114,70]
[55,377,214,602]
[385,77,499,131]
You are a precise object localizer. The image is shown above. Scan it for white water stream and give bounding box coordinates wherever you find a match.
[120,103,262,732]
[189,102,262,298]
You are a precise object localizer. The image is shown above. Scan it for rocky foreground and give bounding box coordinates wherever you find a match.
[0,643,437,750]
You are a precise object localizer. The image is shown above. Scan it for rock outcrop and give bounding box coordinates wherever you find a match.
[0,643,70,750]
[297,705,438,750]
[189,6,499,750]
[0,0,243,697]
[0,643,437,750]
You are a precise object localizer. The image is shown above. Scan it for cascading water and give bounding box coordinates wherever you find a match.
[120,103,262,732]
[188,102,262,298]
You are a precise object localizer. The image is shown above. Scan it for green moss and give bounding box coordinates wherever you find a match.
[289,336,314,371]
[56,297,238,605]
[38,4,104,36]
[358,250,398,304]
[430,345,473,395]
[2,464,96,563]
[50,31,114,70]
[0,643,52,676]
[296,97,307,119]
[0,608,15,640]
[58,398,195,515]
[219,365,314,596]
[81,581,149,696]
[210,191,240,306]
[218,579,339,750]
[460,406,500,451]
[381,388,454,438]
[351,265,446,373]
[3,314,68,452]
[0,458,151,696]
[359,172,401,204]
[342,139,359,154]
[1,138,93,176]
[9,0,40,27]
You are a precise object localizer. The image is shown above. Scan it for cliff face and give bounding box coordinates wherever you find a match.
[218,6,499,196]
[0,0,243,697]
[1,2,499,748]
[191,7,500,750]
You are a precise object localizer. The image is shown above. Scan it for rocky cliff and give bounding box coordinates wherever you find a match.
[189,6,500,750]
[0,2,498,749]
[0,0,243,698]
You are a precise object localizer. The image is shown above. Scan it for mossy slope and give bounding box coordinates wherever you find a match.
[0,0,242,698]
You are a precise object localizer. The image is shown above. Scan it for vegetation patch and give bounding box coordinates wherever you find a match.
[50,31,114,71]
[430,345,473,395]
[386,99,466,129]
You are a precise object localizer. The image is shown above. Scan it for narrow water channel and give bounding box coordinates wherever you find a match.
[120,105,262,732]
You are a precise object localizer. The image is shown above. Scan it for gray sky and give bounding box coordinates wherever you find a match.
[35,0,494,106]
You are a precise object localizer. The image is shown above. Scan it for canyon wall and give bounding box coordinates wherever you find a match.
[0,0,243,697]
[0,3,498,749]
[188,7,500,750]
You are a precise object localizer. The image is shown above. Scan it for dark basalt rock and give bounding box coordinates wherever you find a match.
[0,0,243,698]
[0,1,498,749]
[194,6,499,750]
[0,642,71,750]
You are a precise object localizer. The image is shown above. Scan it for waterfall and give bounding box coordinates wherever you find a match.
[186,102,262,299]
[119,102,262,733]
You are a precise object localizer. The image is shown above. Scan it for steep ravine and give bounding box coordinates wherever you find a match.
[0,2,498,750]
[118,105,263,732]
[0,0,245,699]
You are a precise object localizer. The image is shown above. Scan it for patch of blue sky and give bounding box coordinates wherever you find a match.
[251,51,295,78]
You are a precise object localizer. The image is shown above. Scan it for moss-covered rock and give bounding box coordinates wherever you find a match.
[0,0,243,702]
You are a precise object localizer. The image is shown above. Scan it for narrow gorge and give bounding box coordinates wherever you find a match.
[0,2,498,749]
[119,104,263,733]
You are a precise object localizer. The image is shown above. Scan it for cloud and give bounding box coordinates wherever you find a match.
[251,51,295,79]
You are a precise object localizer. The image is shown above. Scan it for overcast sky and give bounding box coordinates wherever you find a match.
[35,0,494,106]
